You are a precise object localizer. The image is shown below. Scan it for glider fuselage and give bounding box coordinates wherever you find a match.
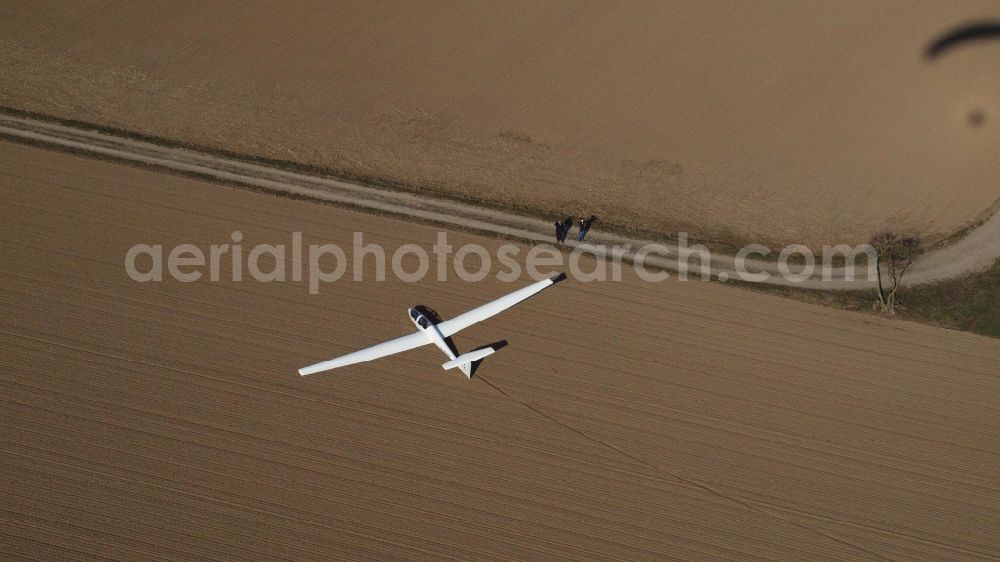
[408,307,459,364]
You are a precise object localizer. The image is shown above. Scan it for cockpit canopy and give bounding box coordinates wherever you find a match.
[410,305,442,329]
[409,308,431,329]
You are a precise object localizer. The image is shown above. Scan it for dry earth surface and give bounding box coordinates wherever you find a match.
[3,141,1000,560]
[2,1,999,246]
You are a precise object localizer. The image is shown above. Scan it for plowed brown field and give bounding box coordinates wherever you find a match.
[3,141,1000,560]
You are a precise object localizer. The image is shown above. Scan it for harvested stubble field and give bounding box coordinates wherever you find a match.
[2,1,998,247]
[3,141,1000,560]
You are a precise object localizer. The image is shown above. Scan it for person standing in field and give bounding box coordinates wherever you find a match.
[554,220,566,244]
[577,215,597,241]
[561,217,573,242]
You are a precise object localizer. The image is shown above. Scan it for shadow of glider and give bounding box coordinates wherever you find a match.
[299,273,566,378]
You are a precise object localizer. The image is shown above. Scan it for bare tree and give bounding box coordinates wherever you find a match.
[870,231,923,315]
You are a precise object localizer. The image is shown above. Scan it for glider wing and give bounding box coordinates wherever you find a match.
[299,330,431,376]
[436,273,566,338]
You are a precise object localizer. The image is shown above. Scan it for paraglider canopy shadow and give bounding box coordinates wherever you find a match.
[925,21,1000,60]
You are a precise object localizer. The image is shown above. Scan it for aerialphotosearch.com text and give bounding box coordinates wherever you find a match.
[124,231,878,293]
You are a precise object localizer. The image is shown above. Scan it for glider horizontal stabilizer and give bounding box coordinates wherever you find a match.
[442,347,497,371]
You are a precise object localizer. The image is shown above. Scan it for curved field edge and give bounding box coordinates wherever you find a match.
[738,260,1000,338]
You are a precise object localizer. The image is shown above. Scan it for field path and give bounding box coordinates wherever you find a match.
[1,112,996,291]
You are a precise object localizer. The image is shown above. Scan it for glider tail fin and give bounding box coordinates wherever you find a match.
[442,347,497,378]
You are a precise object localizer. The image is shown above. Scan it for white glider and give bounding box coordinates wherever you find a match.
[299,273,566,378]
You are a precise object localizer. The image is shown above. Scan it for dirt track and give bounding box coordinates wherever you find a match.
[3,140,1000,559]
[2,114,997,290]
